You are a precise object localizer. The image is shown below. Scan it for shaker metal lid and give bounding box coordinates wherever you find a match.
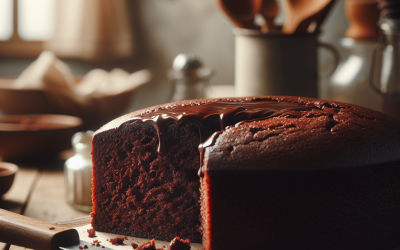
[172,53,203,71]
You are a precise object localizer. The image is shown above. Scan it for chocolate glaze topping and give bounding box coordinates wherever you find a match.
[120,100,317,174]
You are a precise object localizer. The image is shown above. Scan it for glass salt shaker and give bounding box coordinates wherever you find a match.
[168,52,215,102]
[65,131,94,212]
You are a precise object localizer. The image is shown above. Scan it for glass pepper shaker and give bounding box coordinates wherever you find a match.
[64,131,94,212]
[168,52,215,102]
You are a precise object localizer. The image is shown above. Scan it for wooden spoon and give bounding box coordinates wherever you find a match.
[282,0,335,34]
[345,0,380,39]
[259,0,279,33]
[215,0,262,29]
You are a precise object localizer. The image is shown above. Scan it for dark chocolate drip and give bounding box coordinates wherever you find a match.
[198,131,223,176]
[119,100,317,175]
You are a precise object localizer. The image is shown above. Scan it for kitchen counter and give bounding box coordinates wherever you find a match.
[0,159,89,250]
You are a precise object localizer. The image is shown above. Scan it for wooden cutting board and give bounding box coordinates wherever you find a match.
[58,216,203,250]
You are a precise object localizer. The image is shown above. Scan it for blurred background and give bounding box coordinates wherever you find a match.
[2,0,396,163]
[0,0,348,115]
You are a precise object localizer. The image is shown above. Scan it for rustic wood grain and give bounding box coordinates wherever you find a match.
[0,242,7,250]
[9,246,33,250]
[0,167,39,250]
[56,215,91,227]
[0,168,39,214]
[23,170,89,223]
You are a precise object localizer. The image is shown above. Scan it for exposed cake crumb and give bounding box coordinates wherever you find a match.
[131,243,138,249]
[84,245,88,249]
[87,228,97,238]
[137,239,156,250]
[49,227,55,230]
[168,237,191,250]
[109,236,126,245]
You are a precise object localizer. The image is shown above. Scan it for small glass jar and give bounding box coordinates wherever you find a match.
[324,37,381,111]
[321,0,381,111]
[64,131,94,212]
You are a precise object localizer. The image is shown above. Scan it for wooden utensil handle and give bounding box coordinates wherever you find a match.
[0,208,79,250]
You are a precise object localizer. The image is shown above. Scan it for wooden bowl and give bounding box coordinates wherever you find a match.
[0,162,18,197]
[0,77,139,130]
[0,114,82,162]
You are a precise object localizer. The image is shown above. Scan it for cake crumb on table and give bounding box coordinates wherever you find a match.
[137,239,157,250]
[49,227,55,230]
[168,236,191,250]
[108,236,127,245]
[87,228,97,238]
[131,243,139,249]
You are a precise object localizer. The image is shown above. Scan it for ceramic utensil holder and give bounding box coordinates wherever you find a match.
[234,28,338,98]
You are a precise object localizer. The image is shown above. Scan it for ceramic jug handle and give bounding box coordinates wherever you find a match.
[318,42,340,77]
[369,43,384,95]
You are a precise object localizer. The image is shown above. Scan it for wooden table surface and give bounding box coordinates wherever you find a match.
[0,159,90,250]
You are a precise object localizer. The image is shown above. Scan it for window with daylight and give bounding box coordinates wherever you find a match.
[0,0,56,58]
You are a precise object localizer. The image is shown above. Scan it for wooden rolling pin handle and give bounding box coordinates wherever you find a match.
[0,208,79,250]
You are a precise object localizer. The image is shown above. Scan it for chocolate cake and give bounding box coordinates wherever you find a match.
[91,96,400,249]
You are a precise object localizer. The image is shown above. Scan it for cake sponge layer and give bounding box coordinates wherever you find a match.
[91,121,202,242]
